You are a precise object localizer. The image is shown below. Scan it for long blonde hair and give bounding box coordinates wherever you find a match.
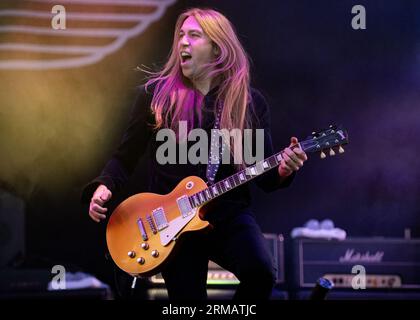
[146,8,252,164]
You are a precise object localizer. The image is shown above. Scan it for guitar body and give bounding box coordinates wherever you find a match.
[106,176,210,277]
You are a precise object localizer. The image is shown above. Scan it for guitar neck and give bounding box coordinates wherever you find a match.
[188,146,296,209]
[187,125,348,209]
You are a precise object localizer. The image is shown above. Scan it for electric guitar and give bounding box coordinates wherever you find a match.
[106,125,349,277]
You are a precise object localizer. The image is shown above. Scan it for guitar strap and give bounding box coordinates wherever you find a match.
[206,102,225,185]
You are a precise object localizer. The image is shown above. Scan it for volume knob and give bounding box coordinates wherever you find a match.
[151,250,159,258]
[127,251,136,258]
[137,257,145,265]
[141,243,149,250]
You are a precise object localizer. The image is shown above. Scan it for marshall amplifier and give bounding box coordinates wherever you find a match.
[150,233,285,286]
[292,237,420,289]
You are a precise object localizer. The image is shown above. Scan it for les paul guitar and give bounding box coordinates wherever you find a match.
[106,125,349,277]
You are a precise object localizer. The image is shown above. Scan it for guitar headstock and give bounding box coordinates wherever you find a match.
[299,125,349,159]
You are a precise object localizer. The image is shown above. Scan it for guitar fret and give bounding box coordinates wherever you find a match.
[256,162,265,174]
[233,174,240,186]
[205,188,212,200]
[251,166,257,175]
[218,182,224,194]
[246,166,256,176]
[243,172,248,182]
[228,178,233,189]
[219,181,226,193]
[222,179,229,191]
[213,183,220,195]
[229,176,236,188]
[212,185,219,196]
[269,155,278,167]
[253,164,260,175]
[193,194,199,207]
[188,196,194,208]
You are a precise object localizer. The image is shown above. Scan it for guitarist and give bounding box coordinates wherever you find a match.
[82,8,307,300]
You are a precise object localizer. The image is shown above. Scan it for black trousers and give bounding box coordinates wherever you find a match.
[161,213,277,301]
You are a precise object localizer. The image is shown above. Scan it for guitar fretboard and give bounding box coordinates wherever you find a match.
[185,125,349,209]
[188,150,286,208]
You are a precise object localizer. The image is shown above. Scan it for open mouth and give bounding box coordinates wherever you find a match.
[180,52,192,63]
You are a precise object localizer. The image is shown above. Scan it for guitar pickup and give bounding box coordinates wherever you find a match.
[152,207,169,231]
[177,195,193,218]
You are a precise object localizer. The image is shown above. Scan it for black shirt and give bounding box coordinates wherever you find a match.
[81,85,294,225]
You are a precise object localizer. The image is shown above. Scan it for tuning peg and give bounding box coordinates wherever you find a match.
[320,151,326,159]
[329,148,336,156]
[338,146,345,154]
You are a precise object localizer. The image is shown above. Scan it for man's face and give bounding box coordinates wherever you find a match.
[178,16,216,80]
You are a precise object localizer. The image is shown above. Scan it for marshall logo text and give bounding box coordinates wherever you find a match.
[339,249,384,263]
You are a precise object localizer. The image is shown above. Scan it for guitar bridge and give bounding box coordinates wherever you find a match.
[146,214,157,234]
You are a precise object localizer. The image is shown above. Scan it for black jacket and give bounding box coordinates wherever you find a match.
[81,85,294,224]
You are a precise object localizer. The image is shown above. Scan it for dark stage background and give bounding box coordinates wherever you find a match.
[1,0,419,294]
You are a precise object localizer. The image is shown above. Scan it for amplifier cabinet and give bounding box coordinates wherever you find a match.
[292,237,420,289]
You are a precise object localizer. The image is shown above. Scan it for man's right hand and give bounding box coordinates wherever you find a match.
[89,184,112,223]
